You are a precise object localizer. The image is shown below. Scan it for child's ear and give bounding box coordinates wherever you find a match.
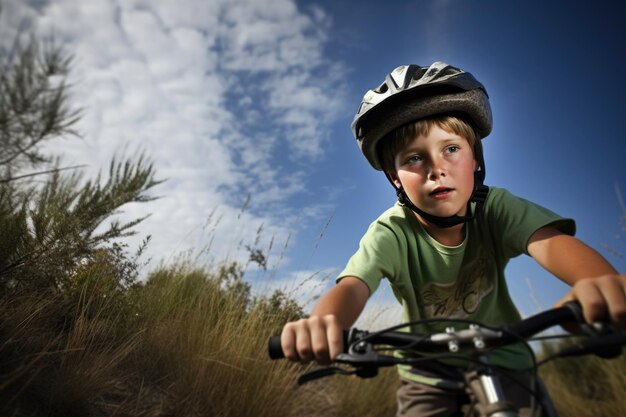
[388,171,402,189]
[473,158,479,172]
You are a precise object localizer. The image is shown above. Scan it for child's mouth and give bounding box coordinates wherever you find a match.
[429,187,453,198]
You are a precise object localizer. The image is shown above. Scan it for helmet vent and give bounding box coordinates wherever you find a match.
[408,66,427,83]
[425,67,438,77]
[374,82,388,94]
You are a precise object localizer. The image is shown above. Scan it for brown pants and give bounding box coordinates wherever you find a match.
[396,372,555,417]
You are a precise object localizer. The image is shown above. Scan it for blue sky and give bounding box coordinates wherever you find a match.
[2,0,624,323]
[292,0,626,319]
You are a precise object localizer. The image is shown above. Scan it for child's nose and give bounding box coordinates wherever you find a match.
[428,158,447,179]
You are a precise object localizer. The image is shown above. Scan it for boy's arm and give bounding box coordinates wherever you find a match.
[281,276,370,365]
[527,226,626,328]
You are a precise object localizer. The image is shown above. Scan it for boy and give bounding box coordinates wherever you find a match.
[280,62,626,416]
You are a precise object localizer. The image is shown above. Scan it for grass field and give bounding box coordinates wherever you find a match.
[1,254,624,416]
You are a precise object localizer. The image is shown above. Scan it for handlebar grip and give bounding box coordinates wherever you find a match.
[268,330,356,360]
[503,300,583,340]
[268,336,284,359]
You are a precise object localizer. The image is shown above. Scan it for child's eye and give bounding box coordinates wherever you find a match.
[406,155,422,164]
[446,145,460,153]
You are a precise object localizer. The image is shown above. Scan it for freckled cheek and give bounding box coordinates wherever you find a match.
[456,164,476,194]
[398,168,425,182]
[397,172,427,198]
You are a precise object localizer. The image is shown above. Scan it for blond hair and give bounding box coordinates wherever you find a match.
[377,115,478,174]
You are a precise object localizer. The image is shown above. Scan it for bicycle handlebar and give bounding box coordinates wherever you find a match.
[268,301,624,360]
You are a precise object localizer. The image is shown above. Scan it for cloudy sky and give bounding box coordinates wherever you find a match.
[2,0,625,324]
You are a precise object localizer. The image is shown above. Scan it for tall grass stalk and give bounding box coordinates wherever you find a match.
[538,344,626,417]
[2,202,625,416]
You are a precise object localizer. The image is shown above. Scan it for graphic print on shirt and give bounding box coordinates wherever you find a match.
[419,248,493,319]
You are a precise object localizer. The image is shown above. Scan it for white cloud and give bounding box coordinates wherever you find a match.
[2,0,348,274]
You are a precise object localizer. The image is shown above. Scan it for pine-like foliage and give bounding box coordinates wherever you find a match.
[0,36,80,180]
[0,34,160,295]
[0,157,160,294]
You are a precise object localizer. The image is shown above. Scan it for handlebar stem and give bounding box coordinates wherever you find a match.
[430,325,504,352]
[466,367,519,417]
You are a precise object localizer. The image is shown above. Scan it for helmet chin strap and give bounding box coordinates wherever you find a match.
[385,170,489,229]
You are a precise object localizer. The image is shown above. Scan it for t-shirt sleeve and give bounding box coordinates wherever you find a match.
[485,188,576,258]
[337,218,405,296]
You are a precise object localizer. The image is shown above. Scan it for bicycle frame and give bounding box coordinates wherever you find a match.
[462,355,557,417]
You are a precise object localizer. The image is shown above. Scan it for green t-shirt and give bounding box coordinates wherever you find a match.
[338,187,575,383]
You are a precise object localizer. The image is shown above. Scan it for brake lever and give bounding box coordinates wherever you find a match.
[299,339,398,384]
[297,366,356,385]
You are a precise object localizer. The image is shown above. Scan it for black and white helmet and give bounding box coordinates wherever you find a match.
[351,61,492,171]
[351,62,492,228]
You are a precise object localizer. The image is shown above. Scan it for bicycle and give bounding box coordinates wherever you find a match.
[268,301,626,417]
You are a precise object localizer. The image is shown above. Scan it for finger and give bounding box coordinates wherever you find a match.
[325,316,344,361]
[598,275,626,328]
[294,320,314,362]
[570,279,606,324]
[309,316,331,365]
[280,323,299,361]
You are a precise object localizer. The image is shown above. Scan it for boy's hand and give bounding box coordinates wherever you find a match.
[280,314,344,365]
[279,276,368,365]
[556,274,626,329]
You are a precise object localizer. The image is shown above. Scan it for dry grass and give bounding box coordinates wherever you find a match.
[538,345,626,417]
[0,258,361,416]
[1,254,624,416]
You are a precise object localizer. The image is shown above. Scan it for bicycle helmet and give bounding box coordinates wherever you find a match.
[351,62,492,228]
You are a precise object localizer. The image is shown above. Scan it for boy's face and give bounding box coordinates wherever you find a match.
[390,125,478,220]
